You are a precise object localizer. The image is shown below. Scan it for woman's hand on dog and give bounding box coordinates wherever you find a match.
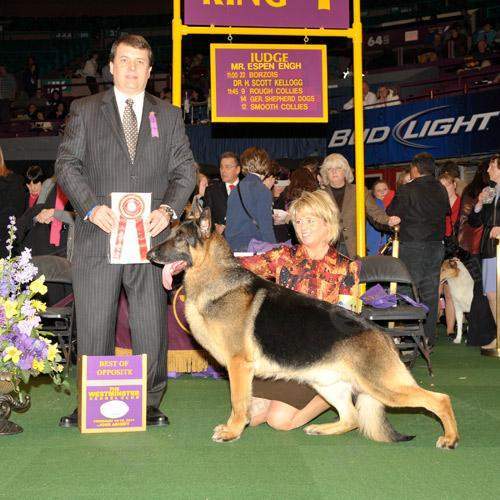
[147,209,171,237]
[89,205,117,233]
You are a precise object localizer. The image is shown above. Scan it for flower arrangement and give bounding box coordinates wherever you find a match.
[0,217,67,396]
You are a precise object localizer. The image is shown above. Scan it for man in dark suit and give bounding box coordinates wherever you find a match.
[203,151,240,234]
[55,34,196,427]
[387,153,449,348]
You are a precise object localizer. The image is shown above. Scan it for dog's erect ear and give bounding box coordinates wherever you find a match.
[198,207,212,239]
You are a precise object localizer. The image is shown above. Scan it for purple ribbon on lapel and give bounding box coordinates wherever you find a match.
[149,111,159,138]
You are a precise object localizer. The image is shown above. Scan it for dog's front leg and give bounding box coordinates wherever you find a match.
[212,355,253,443]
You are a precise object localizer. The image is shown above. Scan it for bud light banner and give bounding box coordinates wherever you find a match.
[184,0,349,30]
[327,88,500,166]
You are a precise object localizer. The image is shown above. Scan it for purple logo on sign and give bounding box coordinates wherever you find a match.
[184,0,350,30]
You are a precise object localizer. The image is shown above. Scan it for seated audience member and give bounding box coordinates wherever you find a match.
[240,190,360,431]
[468,154,500,350]
[446,25,469,58]
[438,172,461,338]
[17,176,74,259]
[300,156,322,181]
[343,81,377,110]
[473,21,496,49]
[0,146,25,258]
[28,89,47,111]
[26,103,38,121]
[457,40,491,73]
[24,165,46,209]
[321,153,399,258]
[187,164,209,215]
[46,89,63,109]
[366,180,394,255]
[48,102,68,121]
[374,86,401,108]
[203,151,241,235]
[225,147,276,251]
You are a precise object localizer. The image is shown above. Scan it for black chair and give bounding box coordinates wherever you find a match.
[359,255,431,370]
[32,256,75,369]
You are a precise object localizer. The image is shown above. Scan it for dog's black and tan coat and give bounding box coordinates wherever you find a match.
[148,209,459,449]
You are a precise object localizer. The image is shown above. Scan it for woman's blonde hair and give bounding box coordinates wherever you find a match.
[289,189,341,244]
[239,147,271,176]
[319,153,354,185]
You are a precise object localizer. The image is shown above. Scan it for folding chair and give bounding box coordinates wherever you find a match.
[359,255,431,370]
[32,256,75,369]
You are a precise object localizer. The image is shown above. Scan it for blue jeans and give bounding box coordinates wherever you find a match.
[399,241,445,345]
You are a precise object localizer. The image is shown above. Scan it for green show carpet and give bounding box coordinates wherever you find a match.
[1,334,499,500]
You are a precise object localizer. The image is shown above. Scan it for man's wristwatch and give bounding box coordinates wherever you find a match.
[158,204,175,219]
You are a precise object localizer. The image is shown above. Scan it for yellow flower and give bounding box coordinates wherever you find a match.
[47,344,59,362]
[56,364,64,373]
[3,299,19,319]
[32,358,45,372]
[29,276,48,296]
[31,300,47,312]
[3,346,22,364]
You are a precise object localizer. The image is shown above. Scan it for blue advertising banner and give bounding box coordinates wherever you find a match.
[327,88,500,166]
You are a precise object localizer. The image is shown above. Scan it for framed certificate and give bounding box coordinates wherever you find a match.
[109,192,151,264]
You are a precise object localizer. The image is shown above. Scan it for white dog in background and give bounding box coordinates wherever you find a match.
[440,259,474,344]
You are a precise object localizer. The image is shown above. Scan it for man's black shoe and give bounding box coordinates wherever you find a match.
[146,406,169,426]
[59,408,78,428]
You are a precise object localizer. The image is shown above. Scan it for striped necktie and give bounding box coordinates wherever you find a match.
[123,98,138,163]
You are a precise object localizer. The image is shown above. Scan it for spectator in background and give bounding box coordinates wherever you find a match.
[343,81,377,110]
[24,165,46,209]
[29,89,47,111]
[48,102,68,121]
[26,103,38,121]
[321,153,399,258]
[47,89,62,109]
[269,164,291,243]
[474,21,496,49]
[396,167,412,189]
[437,161,466,196]
[225,147,276,251]
[0,146,25,257]
[374,86,401,108]
[203,151,241,235]
[468,155,500,330]
[0,65,17,123]
[82,52,100,95]
[22,57,38,98]
[438,172,461,338]
[387,154,450,348]
[366,180,393,255]
[447,25,469,58]
[300,156,322,181]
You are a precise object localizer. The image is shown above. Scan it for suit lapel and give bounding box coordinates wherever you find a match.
[100,89,129,161]
[134,93,157,163]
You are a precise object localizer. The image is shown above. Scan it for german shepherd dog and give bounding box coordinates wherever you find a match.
[147,209,459,449]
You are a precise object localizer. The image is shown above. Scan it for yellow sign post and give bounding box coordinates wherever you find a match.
[172,0,367,256]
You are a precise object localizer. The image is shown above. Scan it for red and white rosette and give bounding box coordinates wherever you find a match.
[113,194,148,261]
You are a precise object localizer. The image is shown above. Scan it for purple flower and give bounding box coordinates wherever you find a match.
[14,262,38,285]
[0,305,6,327]
[21,301,35,318]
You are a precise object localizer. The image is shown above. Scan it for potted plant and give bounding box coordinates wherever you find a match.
[0,217,67,435]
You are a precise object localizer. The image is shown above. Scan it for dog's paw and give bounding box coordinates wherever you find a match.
[212,424,242,443]
[304,424,324,436]
[436,435,459,450]
[453,338,461,344]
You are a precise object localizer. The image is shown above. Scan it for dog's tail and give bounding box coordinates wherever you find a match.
[356,393,415,443]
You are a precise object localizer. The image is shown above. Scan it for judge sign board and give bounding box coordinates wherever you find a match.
[210,44,328,122]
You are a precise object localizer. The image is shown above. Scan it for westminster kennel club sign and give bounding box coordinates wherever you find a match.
[79,355,147,433]
[211,44,328,122]
[184,0,350,29]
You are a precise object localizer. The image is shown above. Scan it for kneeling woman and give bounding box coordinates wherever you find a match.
[240,190,360,430]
